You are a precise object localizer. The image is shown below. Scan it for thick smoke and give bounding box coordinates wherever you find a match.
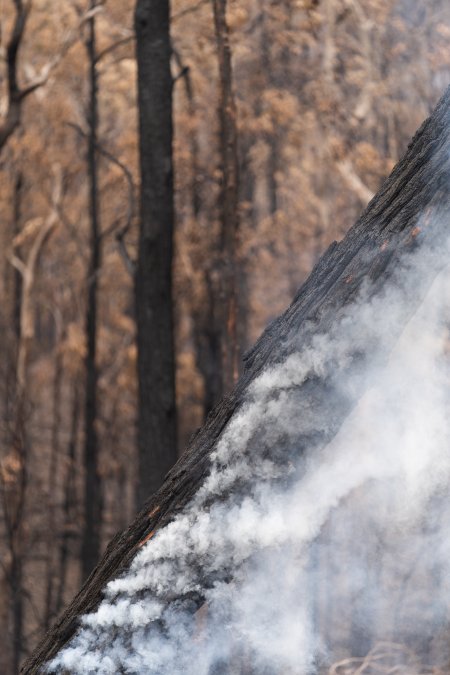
[52,233,450,673]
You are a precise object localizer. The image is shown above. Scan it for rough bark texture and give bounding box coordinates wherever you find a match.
[212,0,240,398]
[134,0,178,509]
[81,4,102,581]
[22,87,450,673]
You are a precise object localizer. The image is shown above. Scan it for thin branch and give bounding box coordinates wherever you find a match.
[97,148,135,240]
[94,33,134,63]
[9,166,63,391]
[115,232,136,276]
[172,64,190,85]
[172,0,209,21]
[0,0,30,150]
[336,158,375,205]
[9,253,27,278]
[66,121,137,275]
[54,202,87,261]
[20,6,102,94]
[92,0,208,66]
[0,3,100,153]
[171,46,194,97]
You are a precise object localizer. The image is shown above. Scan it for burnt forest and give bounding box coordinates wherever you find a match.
[1,1,450,674]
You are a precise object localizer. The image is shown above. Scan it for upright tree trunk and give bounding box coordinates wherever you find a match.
[55,381,81,615]
[7,166,60,675]
[44,346,63,629]
[0,0,29,155]
[12,171,23,341]
[212,0,240,397]
[236,142,256,361]
[175,5,240,418]
[260,3,278,220]
[134,0,177,508]
[10,493,24,675]
[81,2,102,580]
[7,391,28,673]
[193,273,223,418]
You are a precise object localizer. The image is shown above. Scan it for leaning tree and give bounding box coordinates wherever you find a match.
[22,86,450,672]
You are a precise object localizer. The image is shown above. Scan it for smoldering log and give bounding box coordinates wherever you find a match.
[22,86,450,673]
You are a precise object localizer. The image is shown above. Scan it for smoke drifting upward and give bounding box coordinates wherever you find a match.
[52,230,450,674]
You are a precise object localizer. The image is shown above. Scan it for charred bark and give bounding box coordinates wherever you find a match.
[134,0,178,509]
[22,87,450,673]
[12,171,23,341]
[55,381,81,617]
[81,2,102,581]
[0,0,30,154]
[212,0,240,397]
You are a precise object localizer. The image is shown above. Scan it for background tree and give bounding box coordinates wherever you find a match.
[211,0,240,399]
[81,0,103,580]
[134,0,177,508]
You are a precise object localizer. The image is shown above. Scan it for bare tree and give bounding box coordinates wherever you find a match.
[9,172,62,392]
[190,0,241,421]
[80,0,103,580]
[2,169,61,674]
[0,0,33,152]
[0,0,96,155]
[134,0,177,508]
[55,380,81,616]
[212,0,240,397]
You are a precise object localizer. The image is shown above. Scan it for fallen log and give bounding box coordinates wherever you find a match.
[22,85,450,673]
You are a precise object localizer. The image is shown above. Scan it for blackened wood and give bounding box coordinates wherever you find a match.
[212,0,240,397]
[81,3,102,581]
[134,0,178,509]
[22,87,450,673]
[0,1,29,153]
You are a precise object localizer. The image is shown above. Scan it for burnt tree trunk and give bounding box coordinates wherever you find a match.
[81,1,102,581]
[55,381,81,616]
[22,87,450,673]
[44,346,63,629]
[134,0,178,509]
[212,0,240,398]
[192,0,240,421]
[12,171,23,341]
[0,0,29,154]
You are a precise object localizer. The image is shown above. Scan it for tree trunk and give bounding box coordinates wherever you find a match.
[44,347,63,630]
[5,160,60,675]
[212,0,240,398]
[134,0,178,509]
[12,171,23,341]
[81,2,102,580]
[193,271,224,418]
[55,381,81,616]
[177,7,240,417]
[21,86,450,674]
[0,0,29,154]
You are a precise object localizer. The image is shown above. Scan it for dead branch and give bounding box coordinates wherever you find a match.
[329,642,429,675]
[0,2,101,153]
[66,120,137,275]
[336,158,375,205]
[94,33,134,63]
[9,167,63,392]
[172,0,209,21]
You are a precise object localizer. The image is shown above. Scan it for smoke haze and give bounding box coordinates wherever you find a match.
[51,230,450,673]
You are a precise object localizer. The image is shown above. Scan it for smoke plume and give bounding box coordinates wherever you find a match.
[51,230,450,673]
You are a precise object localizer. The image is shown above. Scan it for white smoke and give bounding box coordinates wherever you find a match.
[51,232,450,674]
